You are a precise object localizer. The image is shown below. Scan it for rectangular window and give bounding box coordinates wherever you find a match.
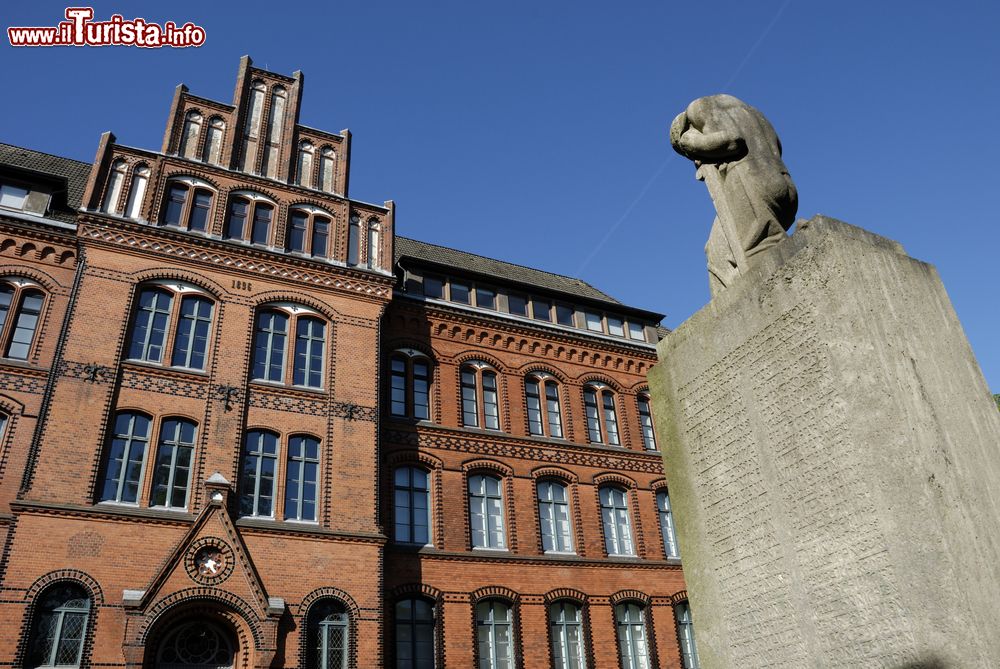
[0,183,28,210]
[189,189,211,232]
[224,199,248,240]
[450,281,471,304]
[128,289,173,363]
[150,419,195,509]
[461,368,479,428]
[555,304,575,327]
[658,490,680,559]
[6,291,43,360]
[312,216,330,258]
[293,318,325,388]
[616,603,651,669]
[525,379,544,436]
[476,285,497,310]
[423,275,444,299]
[638,398,656,451]
[600,487,635,556]
[252,311,288,382]
[584,388,602,443]
[284,436,319,521]
[482,372,500,430]
[607,316,625,337]
[394,467,430,544]
[545,383,563,438]
[603,393,621,446]
[550,602,585,669]
[251,204,272,245]
[391,357,407,416]
[239,431,278,517]
[628,321,646,342]
[507,293,528,317]
[100,413,151,504]
[531,298,552,322]
[676,602,701,669]
[537,481,574,553]
[171,296,212,369]
[163,184,187,226]
[413,360,430,420]
[288,211,308,253]
[469,474,505,549]
[584,311,603,333]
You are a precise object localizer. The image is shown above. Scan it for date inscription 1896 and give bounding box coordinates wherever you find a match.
[231,279,253,292]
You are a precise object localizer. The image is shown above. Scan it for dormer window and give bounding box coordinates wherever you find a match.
[0,183,28,211]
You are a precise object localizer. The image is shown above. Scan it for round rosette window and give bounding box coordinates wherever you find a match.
[185,537,235,586]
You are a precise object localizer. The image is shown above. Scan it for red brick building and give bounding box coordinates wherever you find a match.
[0,58,697,669]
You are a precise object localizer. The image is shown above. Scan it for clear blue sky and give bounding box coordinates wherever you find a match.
[2,1,997,390]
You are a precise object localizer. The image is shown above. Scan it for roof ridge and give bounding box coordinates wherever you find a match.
[0,142,91,167]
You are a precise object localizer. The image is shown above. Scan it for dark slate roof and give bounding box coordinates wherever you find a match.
[396,236,665,320]
[0,143,91,223]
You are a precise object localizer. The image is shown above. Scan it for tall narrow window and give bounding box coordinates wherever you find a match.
[637,395,657,451]
[537,480,574,553]
[657,490,679,559]
[312,216,330,258]
[239,430,278,517]
[124,164,149,219]
[394,466,430,544]
[390,352,432,421]
[348,215,360,266]
[5,288,44,360]
[261,86,287,178]
[128,284,214,371]
[253,306,326,388]
[225,198,249,240]
[615,603,651,669]
[127,288,174,363]
[100,412,151,504]
[476,600,514,669]
[26,583,91,668]
[396,598,436,669]
[469,474,505,549]
[461,363,500,430]
[150,418,196,509]
[298,141,315,187]
[319,147,336,193]
[101,159,126,214]
[366,219,380,269]
[251,203,273,246]
[241,81,266,172]
[171,296,213,369]
[599,487,635,556]
[584,385,620,446]
[309,600,349,669]
[675,602,701,669]
[203,116,225,165]
[550,601,586,669]
[180,110,203,159]
[288,210,308,254]
[525,373,562,438]
[285,435,319,521]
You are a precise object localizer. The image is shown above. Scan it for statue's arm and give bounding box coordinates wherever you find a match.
[677,129,746,160]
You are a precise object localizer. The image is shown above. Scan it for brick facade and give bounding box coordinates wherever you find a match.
[0,57,693,669]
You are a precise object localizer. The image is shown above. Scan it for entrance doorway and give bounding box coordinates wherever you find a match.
[154,620,236,669]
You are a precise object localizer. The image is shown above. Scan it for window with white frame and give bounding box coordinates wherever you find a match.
[615,602,651,669]
[308,600,349,669]
[252,303,326,388]
[599,486,635,556]
[637,394,657,451]
[239,430,279,517]
[99,412,152,504]
[583,384,620,446]
[287,206,332,258]
[0,183,29,211]
[127,282,215,370]
[468,473,505,549]
[461,362,500,430]
[525,373,563,439]
[549,601,586,669]
[657,489,679,559]
[284,435,320,521]
[394,466,431,544]
[390,350,431,421]
[0,279,45,361]
[537,480,574,553]
[224,191,274,245]
[26,583,92,668]
[476,599,515,669]
[150,418,196,509]
[161,179,214,232]
[675,601,701,669]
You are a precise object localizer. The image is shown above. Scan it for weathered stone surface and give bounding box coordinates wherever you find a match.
[649,216,1000,668]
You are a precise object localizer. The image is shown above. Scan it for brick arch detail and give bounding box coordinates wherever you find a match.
[131,268,229,300]
[23,569,104,606]
[530,465,578,484]
[462,458,514,478]
[543,588,588,605]
[299,586,361,619]
[250,291,342,322]
[161,169,224,192]
[0,264,65,292]
[298,587,360,669]
[610,589,652,606]
[388,583,444,601]
[471,585,520,603]
[649,477,668,492]
[15,572,102,669]
[137,602,259,669]
[386,450,443,470]
[593,472,637,489]
[578,374,625,393]
[286,198,338,217]
[670,590,689,605]
[518,363,570,384]
[137,588,265,649]
[455,350,508,374]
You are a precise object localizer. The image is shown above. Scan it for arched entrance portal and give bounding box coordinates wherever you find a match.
[154,619,237,669]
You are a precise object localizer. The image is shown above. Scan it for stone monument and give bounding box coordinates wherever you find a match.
[650,95,1000,668]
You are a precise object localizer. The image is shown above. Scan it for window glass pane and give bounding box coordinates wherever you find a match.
[285,436,320,521]
[469,475,504,549]
[555,304,575,327]
[189,189,212,231]
[584,312,603,333]
[550,602,585,669]
[171,296,212,369]
[28,584,91,668]
[288,211,308,253]
[239,431,278,517]
[482,372,500,431]
[293,317,325,388]
[545,383,563,439]
[100,412,150,503]
[628,321,646,341]
[252,311,288,382]
[396,597,436,668]
[394,466,430,545]
[638,398,657,451]
[391,356,407,416]
[507,293,527,317]
[0,184,28,210]
[531,298,551,322]
[676,602,701,669]
[6,290,44,360]
[603,393,620,446]
[163,184,187,226]
[150,419,196,508]
[607,316,625,337]
[450,281,470,304]
[251,204,272,245]
[423,276,444,299]
[312,216,330,258]
[224,199,248,240]
[348,216,360,265]
[461,368,479,427]
[127,288,173,363]
[0,284,13,334]
[658,490,680,558]
[525,378,543,436]
[475,286,497,310]
[412,361,430,420]
[584,388,602,443]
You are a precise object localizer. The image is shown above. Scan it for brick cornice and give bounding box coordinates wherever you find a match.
[386,546,682,571]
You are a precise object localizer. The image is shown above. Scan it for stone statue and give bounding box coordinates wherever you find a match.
[670,94,797,295]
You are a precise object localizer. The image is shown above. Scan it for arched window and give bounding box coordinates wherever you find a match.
[150,418,196,509]
[476,599,515,669]
[224,192,273,246]
[101,158,127,214]
[583,384,620,446]
[202,116,226,165]
[537,480,573,553]
[287,207,332,259]
[637,394,657,451]
[549,601,586,669]
[126,282,214,370]
[240,81,267,172]
[0,411,8,442]
[347,214,361,266]
[124,164,150,220]
[0,279,45,361]
[615,602,651,669]
[468,473,505,549]
[261,86,287,178]
[308,600,349,669]
[461,362,500,430]
[599,486,634,557]
[161,180,214,232]
[155,621,234,668]
[99,411,151,504]
[657,490,679,559]
[366,219,380,270]
[319,147,336,193]
[394,466,431,545]
[252,304,326,388]
[285,435,320,522]
[395,597,435,668]
[525,373,562,438]
[26,583,92,668]
[297,141,315,187]
[180,111,204,159]
[674,601,701,669]
[239,430,279,517]
[390,351,431,421]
